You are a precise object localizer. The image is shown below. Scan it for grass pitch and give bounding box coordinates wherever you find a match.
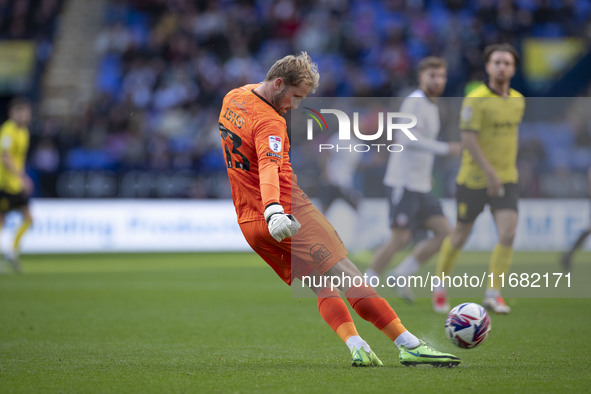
[0,252,590,393]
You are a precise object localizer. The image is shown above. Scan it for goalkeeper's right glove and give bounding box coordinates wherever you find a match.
[264,203,301,242]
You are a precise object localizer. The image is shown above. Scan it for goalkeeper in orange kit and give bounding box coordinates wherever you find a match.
[218,52,460,367]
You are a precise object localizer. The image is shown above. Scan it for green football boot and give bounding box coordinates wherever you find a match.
[399,341,461,367]
[351,347,384,367]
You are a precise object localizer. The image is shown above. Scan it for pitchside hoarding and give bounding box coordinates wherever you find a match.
[1,199,588,254]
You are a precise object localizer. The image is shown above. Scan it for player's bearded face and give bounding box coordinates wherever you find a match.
[272,86,288,115]
[12,106,32,127]
[272,82,309,116]
[486,51,515,84]
[420,67,447,97]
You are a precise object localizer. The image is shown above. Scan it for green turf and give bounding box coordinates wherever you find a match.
[0,252,590,393]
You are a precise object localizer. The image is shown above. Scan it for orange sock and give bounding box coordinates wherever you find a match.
[346,285,405,340]
[317,288,358,342]
[380,317,407,341]
[335,322,358,342]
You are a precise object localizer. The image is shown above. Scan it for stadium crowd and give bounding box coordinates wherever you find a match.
[19,0,591,198]
[0,0,62,99]
[0,0,61,40]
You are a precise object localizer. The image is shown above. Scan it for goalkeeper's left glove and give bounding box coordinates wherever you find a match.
[264,203,301,242]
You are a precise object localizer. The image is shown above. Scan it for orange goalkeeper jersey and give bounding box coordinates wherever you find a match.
[219,83,309,224]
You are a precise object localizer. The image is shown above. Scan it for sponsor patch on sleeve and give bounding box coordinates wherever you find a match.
[269,136,282,153]
[1,136,12,150]
[266,152,282,159]
[461,106,473,121]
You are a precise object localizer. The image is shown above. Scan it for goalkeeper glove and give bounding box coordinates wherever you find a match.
[264,203,301,242]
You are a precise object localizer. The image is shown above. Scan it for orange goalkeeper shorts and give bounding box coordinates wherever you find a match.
[239,204,348,285]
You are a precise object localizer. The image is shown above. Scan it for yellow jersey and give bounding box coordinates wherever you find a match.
[0,119,30,193]
[456,84,525,189]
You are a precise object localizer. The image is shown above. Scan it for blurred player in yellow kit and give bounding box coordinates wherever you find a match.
[0,98,34,273]
[561,166,591,272]
[434,44,525,314]
[219,52,460,367]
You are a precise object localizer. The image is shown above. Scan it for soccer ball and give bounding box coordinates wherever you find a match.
[445,302,491,349]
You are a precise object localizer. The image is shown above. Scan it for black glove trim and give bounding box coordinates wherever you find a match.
[265,202,282,224]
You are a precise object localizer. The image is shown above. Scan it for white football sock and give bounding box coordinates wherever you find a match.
[365,269,378,279]
[433,284,445,293]
[4,248,16,260]
[485,288,500,298]
[346,335,371,353]
[394,330,421,350]
[391,255,420,278]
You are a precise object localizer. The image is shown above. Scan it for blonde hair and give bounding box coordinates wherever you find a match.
[265,51,320,93]
[417,56,447,73]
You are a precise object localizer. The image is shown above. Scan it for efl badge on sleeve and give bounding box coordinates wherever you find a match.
[461,106,473,121]
[269,136,282,153]
[1,136,12,149]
